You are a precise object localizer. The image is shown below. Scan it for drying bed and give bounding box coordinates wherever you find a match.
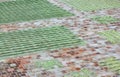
[0,26,85,58]
[91,16,119,24]
[60,0,120,11]
[99,57,120,74]
[0,0,73,24]
[99,30,120,44]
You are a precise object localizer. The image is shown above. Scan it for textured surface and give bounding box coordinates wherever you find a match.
[60,0,120,11]
[99,30,120,44]
[0,0,120,77]
[0,0,73,24]
[64,68,95,77]
[91,16,119,24]
[99,57,120,74]
[34,59,63,70]
[0,26,84,58]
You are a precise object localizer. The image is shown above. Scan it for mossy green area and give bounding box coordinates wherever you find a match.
[64,68,95,77]
[99,57,120,74]
[60,0,120,11]
[35,59,63,70]
[0,26,85,59]
[99,30,120,44]
[0,0,73,24]
[91,16,119,24]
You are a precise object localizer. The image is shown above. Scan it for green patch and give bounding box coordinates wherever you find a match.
[99,30,120,44]
[0,0,73,24]
[60,0,120,11]
[64,68,95,77]
[0,26,85,59]
[99,57,120,74]
[91,16,119,24]
[35,59,63,70]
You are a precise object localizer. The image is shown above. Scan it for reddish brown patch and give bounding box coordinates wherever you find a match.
[7,56,31,70]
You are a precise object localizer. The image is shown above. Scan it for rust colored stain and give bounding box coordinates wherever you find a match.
[7,56,31,71]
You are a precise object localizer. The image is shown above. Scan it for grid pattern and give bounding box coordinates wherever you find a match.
[64,68,95,77]
[60,0,120,11]
[0,61,27,77]
[91,16,119,24]
[99,30,120,44]
[35,59,63,70]
[0,26,85,58]
[99,57,120,74]
[0,0,73,24]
